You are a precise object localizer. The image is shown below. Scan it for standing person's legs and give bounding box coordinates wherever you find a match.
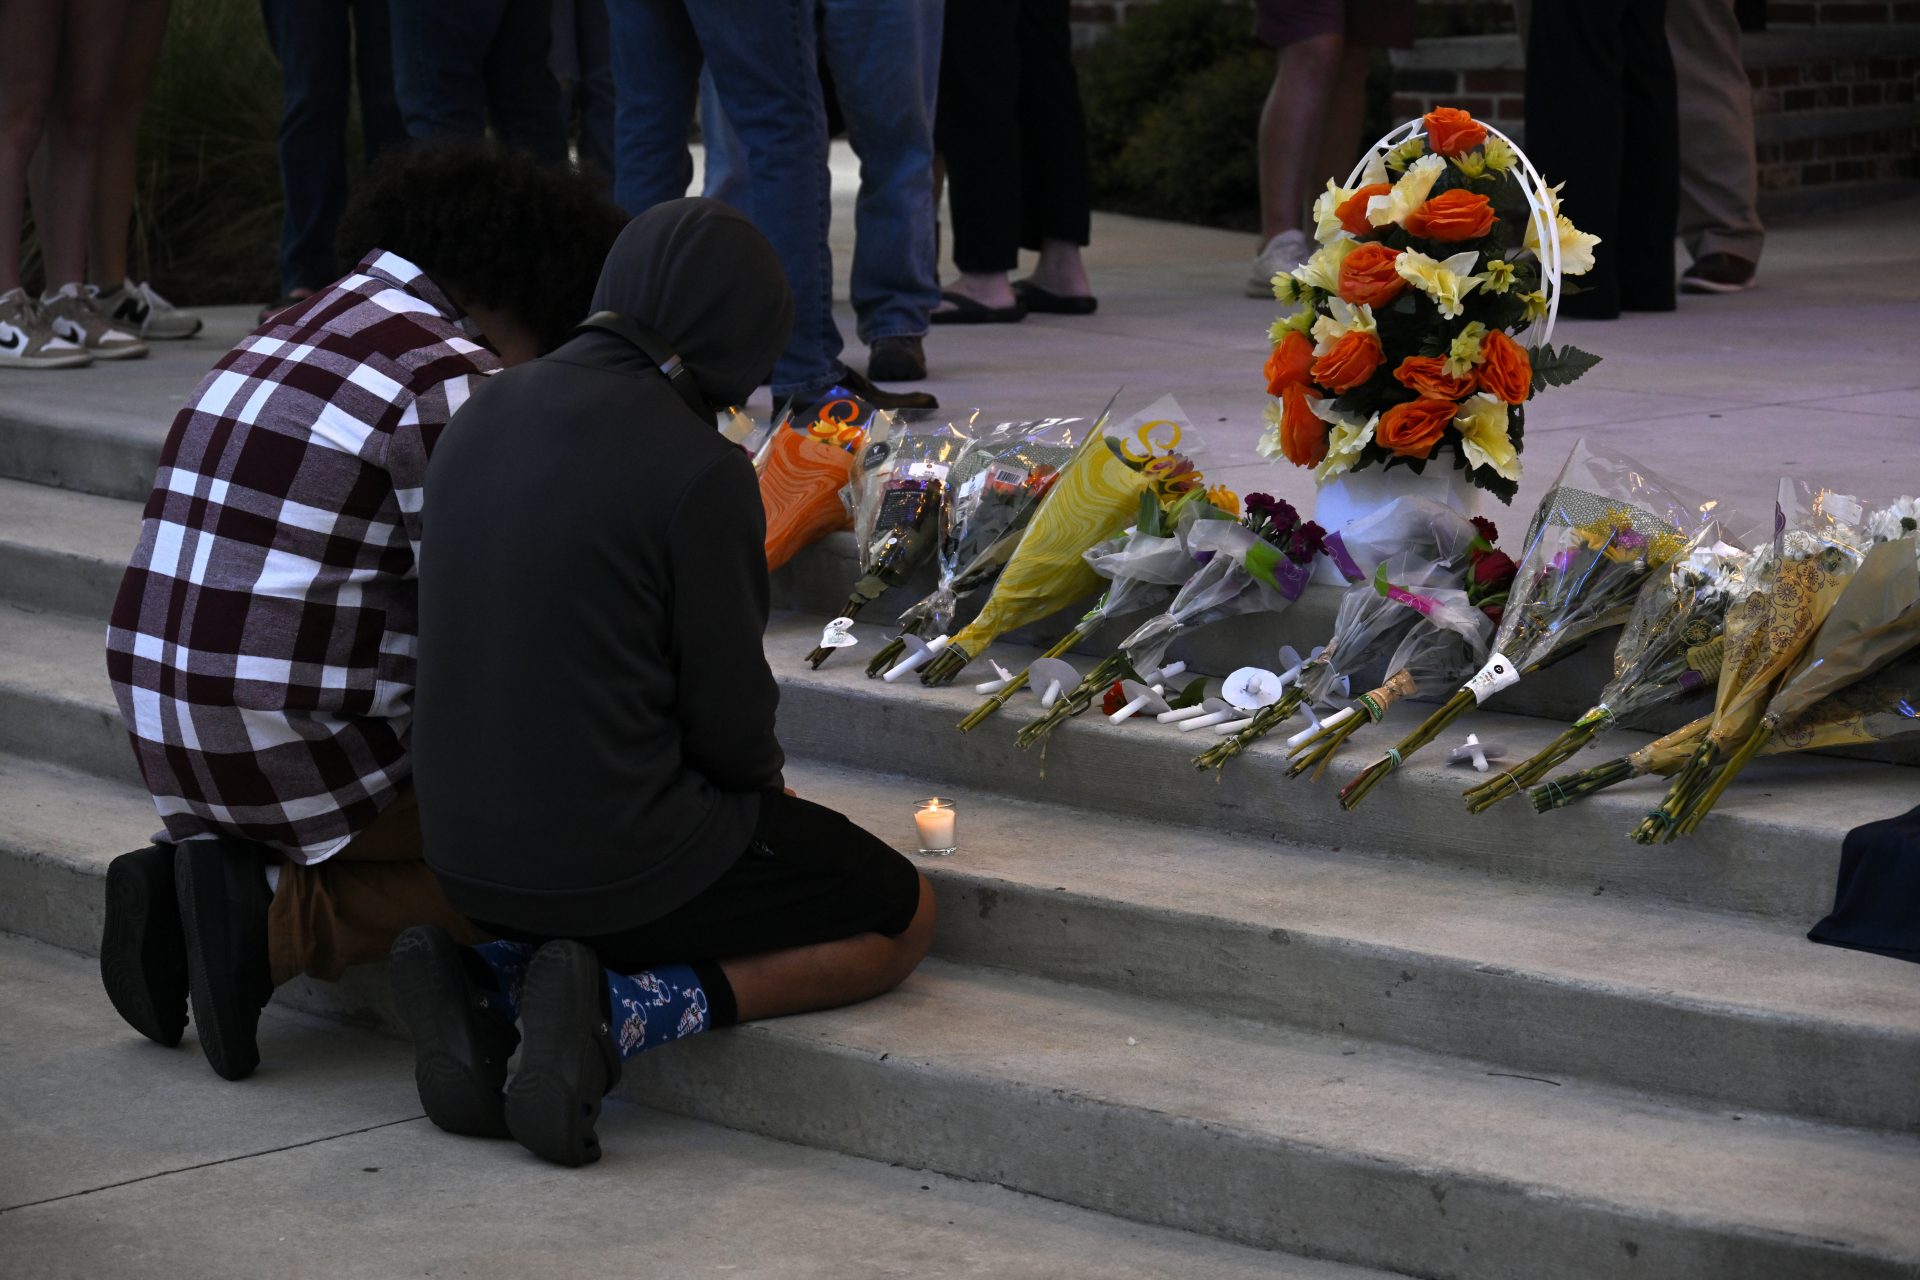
[1669,0,1762,274]
[696,67,753,215]
[689,0,844,398]
[28,0,128,293]
[389,0,503,143]
[0,0,61,294]
[1525,0,1629,318]
[1248,1,1346,292]
[1614,0,1678,311]
[603,0,700,213]
[932,0,1021,314]
[262,0,352,300]
[88,0,166,291]
[1013,0,1091,303]
[349,0,408,163]
[571,0,618,182]
[482,0,568,164]
[819,0,941,346]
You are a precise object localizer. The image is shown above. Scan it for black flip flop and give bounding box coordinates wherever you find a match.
[1013,280,1098,316]
[930,290,1027,325]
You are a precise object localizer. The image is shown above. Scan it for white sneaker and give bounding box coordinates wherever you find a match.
[1245,229,1313,298]
[40,283,148,360]
[0,287,92,369]
[93,278,204,340]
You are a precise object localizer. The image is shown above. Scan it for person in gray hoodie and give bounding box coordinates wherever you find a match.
[399,198,934,1168]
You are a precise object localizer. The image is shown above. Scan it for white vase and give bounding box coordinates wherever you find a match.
[1310,464,1487,585]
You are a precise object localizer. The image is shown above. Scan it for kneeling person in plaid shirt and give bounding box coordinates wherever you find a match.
[100,146,626,1081]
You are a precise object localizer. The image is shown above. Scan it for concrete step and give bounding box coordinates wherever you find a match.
[0,476,139,620]
[8,744,1917,1137]
[2,933,1377,1280]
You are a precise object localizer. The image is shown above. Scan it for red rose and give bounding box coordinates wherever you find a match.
[1337,242,1407,308]
[1264,330,1313,396]
[1101,680,1128,716]
[1404,189,1497,243]
[1393,354,1475,401]
[1310,330,1384,394]
[1423,107,1489,157]
[1475,329,1533,405]
[1278,383,1329,468]
[1375,398,1455,459]
[1471,548,1518,590]
[1335,183,1392,237]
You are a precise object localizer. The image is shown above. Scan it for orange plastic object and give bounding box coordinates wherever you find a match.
[760,414,866,572]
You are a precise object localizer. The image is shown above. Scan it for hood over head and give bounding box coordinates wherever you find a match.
[588,198,795,410]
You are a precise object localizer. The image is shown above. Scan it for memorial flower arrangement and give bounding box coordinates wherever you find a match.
[1255,107,1602,505]
[759,393,890,572]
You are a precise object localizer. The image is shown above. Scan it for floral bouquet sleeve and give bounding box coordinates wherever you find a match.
[1462,535,1748,811]
[805,416,972,668]
[759,393,891,573]
[1317,496,1489,583]
[921,396,1204,687]
[1336,439,1713,809]
[863,415,1089,678]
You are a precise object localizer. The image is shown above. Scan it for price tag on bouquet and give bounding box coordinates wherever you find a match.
[816,617,860,650]
[1463,651,1521,704]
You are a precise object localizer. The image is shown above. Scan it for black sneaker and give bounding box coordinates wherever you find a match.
[390,926,520,1139]
[504,940,621,1168]
[773,367,938,420]
[100,844,189,1048]
[1680,253,1757,294]
[174,838,275,1081]
[866,335,928,383]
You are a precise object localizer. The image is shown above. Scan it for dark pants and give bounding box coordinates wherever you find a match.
[934,0,1090,275]
[1524,0,1679,317]
[261,0,408,295]
[388,0,568,165]
[552,0,616,183]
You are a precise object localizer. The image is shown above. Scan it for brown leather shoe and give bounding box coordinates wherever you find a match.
[867,335,928,382]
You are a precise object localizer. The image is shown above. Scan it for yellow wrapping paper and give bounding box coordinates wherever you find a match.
[946,440,1149,662]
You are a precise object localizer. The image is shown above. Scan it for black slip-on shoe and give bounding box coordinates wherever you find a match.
[504,940,621,1168]
[101,844,189,1047]
[390,926,519,1139]
[866,334,928,383]
[771,368,938,422]
[174,838,274,1081]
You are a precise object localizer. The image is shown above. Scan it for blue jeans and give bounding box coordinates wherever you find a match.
[388,0,568,165]
[700,0,942,344]
[261,0,408,295]
[606,0,839,397]
[553,0,617,183]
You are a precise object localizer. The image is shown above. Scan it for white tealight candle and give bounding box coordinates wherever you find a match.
[913,798,957,856]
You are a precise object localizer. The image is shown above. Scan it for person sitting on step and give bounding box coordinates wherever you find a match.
[394,198,936,1168]
[99,142,626,1083]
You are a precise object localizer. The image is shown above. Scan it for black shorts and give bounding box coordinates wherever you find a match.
[477,792,923,1024]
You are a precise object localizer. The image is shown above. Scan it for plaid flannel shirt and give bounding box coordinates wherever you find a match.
[105,251,500,862]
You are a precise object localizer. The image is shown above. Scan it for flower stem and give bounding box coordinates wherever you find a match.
[1014,653,1129,752]
[1192,689,1304,772]
[1631,740,1720,844]
[920,642,973,687]
[1529,756,1638,811]
[955,628,1085,733]
[1462,718,1603,813]
[805,599,866,669]
[1672,724,1774,837]
[864,617,926,679]
[1285,708,1367,781]
[1337,688,1476,810]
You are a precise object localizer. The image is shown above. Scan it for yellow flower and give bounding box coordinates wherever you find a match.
[1523,183,1601,276]
[1292,234,1358,294]
[1395,248,1487,320]
[1310,297,1377,356]
[1368,153,1447,229]
[1453,393,1520,482]
[1444,321,1488,379]
[1311,403,1375,483]
[1311,178,1357,244]
[1271,273,1301,305]
[1256,398,1286,460]
[1205,485,1241,517]
[1482,258,1518,294]
[1450,150,1488,181]
[1383,137,1427,174]
[1521,290,1550,322]
[1482,137,1518,173]
[1267,305,1315,345]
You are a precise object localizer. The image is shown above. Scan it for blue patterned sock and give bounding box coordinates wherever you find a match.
[606,963,714,1062]
[467,940,535,1021]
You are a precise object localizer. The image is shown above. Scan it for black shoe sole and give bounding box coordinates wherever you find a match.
[504,941,620,1168]
[175,842,266,1081]
[101,847,189,1048]
[866,353,928,383]
[390,926,515,1139]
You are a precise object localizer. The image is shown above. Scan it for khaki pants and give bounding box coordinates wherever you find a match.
[266,787,488,985]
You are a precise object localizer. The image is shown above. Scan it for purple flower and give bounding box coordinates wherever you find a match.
[1244,492,1300,537]
[1288,520,1327,564]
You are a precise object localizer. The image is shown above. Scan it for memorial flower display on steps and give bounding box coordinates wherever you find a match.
[1256,106,1602,504]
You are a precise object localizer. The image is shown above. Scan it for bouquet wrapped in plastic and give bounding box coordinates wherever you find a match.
[1317,496,1492,584]
[1635,511,1916,841]
[1336,439,1712,809]
[1194,554,1459,772]
[759,392,890,572]
[805,415,973,667]
[1014,493,1324,751]
[864,415,1089,678]
[1284,572,1496,780]
[1462,535,1748,811]
[921,396,1204,686]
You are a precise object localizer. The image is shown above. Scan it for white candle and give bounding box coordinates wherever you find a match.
[1157,704,1209,724]
[913,798,956,853]
[1040,679,1063,708]
[1179,709,1236,733]
[1286,705,1354,749]
[1215,716,1257,735]
[974,676,1013,694]
[1156,660,1187,681]
[1108,694,1152,724]
[882,634,950,683]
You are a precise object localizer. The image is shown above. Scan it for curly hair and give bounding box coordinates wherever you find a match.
[335,142,628,353]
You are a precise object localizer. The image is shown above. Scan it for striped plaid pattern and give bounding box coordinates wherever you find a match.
[105,251,500,862]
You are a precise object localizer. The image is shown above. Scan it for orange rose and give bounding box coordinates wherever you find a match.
[1423,107,1488,157]
[1264,330,1313,396]
[1335,183,1391,237]
[1475,329,1533,405]
[1394,355,1476,401]
[1337,243,1406,308]
[1376,398,1456,459]
[1404,189,1497,243]
[1310,330,1384,394]
[1279,384,1328,468]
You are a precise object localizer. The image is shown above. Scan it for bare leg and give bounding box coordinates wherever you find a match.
[1026,237,1090,298]
[28,0,129,289]
[1310,44,1374,206]
[720,873,936,1021]
[0,2,61,293]
[1256,31,1344,244]
[90,0,170,287]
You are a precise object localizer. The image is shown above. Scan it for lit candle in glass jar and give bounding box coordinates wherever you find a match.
[913,797,957,856]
